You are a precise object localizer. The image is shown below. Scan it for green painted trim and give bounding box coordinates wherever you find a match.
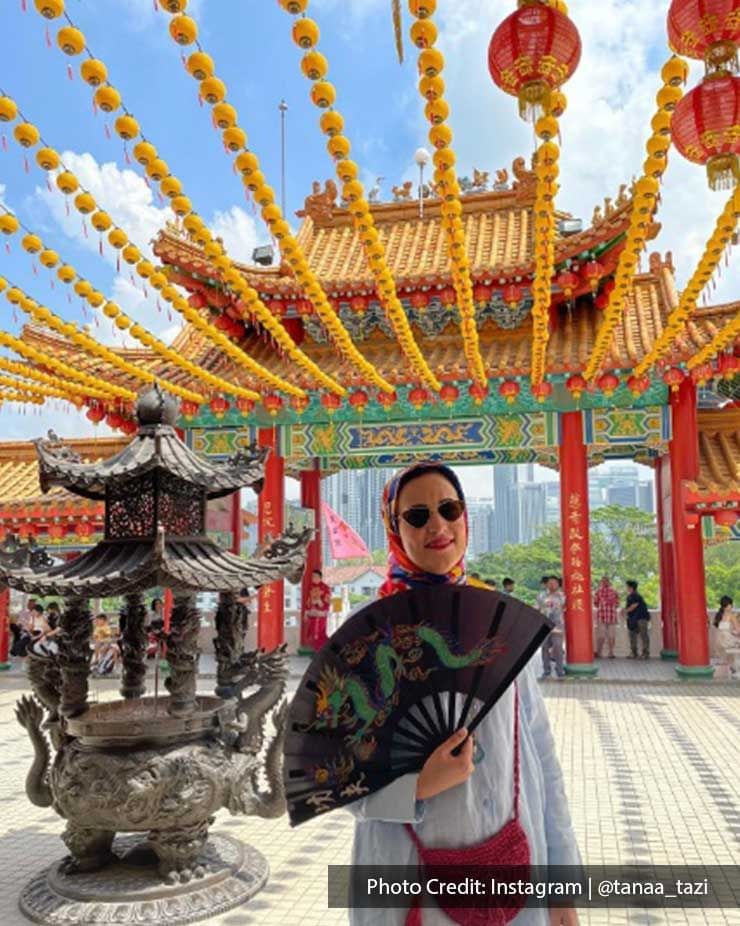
[297,646,316,657]
[564,662,599,677]
[0,662,10,671]
[660,649,678,661]
[675,664,715,679]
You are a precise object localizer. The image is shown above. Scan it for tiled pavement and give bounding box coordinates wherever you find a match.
[0,661,738,925]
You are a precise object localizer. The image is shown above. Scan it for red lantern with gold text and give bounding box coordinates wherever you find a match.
[627,373,651,397]
[566,373,587,401]
[473,283,492,309]
[502,282,523,309]
[468,382,489,405]
[439,285,456,308]
[662,367,686,393]
[556,269,580,300]
[597,372,620,397]
[488,1,582,121]
[377,389,397,413]
[236,396,255,417]
[290,394,310,416]
[263,394,284,417]
[86,404,105,424]
[181,400,200,421]
[408,386,429,410]
[350,295,368,315]
[209,395,230,419]
[76,521,93,540]
[690,362,716,386]
[582,259,604,293]
[321,392,342,415]
[106,411,123,430]
[440,383,460,406]
[498,379,520,405]
[667,0,740,74]
[349,390,369,414]
[531,380,553,403]
[671,73,740,189]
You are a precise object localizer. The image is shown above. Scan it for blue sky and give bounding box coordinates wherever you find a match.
[0,0,736,497]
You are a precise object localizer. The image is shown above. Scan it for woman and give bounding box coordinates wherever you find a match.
[715,596,739,675]
[305,569,331,651]
[349,463,580,925]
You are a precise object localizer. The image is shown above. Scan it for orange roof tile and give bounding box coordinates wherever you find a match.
[689,409,740,503]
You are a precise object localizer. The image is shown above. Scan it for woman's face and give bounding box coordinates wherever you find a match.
[396,472,466,576]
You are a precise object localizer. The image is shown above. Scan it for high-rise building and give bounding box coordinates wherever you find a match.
[491,465,519,550]
[322,467,395,562]
[517,482,547,544]
[465,499,496,558]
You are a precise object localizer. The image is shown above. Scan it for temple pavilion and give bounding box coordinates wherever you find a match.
[4,159,738,679]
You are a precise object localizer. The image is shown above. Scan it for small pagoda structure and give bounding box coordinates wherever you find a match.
[1,385,312,925]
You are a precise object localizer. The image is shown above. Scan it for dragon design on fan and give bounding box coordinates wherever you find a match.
[312,622,505,749]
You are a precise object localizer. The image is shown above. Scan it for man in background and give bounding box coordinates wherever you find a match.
[594,576,619,659]
[625,580,651,659]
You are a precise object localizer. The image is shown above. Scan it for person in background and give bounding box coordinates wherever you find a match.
[541,576,566,679]
[714,595,735,629]
[305,568,331,651]
[715,596,740,675]
[624,580,650,659]
[536,575,549,613]
[594,576,620,659]
[91,613,119,675]
[149,597,164,632]
[503,577,515,595]
[10,597,36,657]
[488,578,498,591]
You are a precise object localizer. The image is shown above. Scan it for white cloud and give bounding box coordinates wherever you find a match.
[112,0,206,33]
[210,205,263,264]
[0,398,114,442]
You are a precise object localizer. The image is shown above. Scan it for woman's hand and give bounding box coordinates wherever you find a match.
[415,728,475,800]
[549,907,578,925]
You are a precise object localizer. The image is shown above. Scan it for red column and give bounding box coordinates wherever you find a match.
[0,587,9,669]
[655,457,678,658]
[257,427,284,650]
[299,461,322,653]
[559,411,597,675]
[163,588,173,634]
[669,379,711,676]
[230,489,241,555]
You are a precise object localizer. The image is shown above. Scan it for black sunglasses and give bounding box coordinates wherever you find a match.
[400,499,465,529]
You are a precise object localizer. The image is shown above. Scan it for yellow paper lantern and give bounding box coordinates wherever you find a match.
[410,19,437,49]
[74,279,92,298]
[146,158,169,181]
[182,213,204,234]
[13,122,40,148]
[319,110,344,136]
[200,77,226,105]
[94,86,121,113]
[159,0,187,11]
[301,51,328,81]
[91,210,112,233]
[235,151,259,176]
[160,175,182,199]
[121,244,141,265]
[149,272,168,291]
[292,17,319,49]
[36,147,60,170]
[57,264,76,284]
[0,97,18,122]
[132,140,157,166]
[114,114,139,141]
[34,0,65,18]
[136,260,154,279]
[39,249,59,268]
[169,15,198,45]
[310,81,335,109]
[327,135,350,160]
[171,195,192,217]
[56,171,79,195]
[87,290,105,308]
[108,228,128,249]
[57,26,85,55]
[186,51,214,80]
[21,234,43,254]
[279,0,308,12]
[212,102,237,129]
[418,47,444,78]
[0,214,19,235]
[80,58,107,86]
[222,126,246,152]
[74,192,96,215]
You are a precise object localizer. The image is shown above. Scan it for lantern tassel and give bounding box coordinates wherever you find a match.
[1,134,6,151]
[21,0,27,11]
[67,64,74,81]
[104,123,111,140]
[45,26,51,48]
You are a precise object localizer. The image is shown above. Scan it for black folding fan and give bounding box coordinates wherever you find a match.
[284,584,552,826]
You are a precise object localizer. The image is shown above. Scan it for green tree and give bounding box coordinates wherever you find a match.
[704,541,740,611]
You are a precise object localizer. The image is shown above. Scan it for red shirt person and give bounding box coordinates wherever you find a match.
[594,576,620,659]
[305,569,331,651]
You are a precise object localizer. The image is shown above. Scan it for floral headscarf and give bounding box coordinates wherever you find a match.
[378,461,468,598]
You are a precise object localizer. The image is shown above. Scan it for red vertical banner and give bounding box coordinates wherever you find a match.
[0,587,9,668]
[559,411,596,675]
[300,461,322,652]
[669,380,711,675]
[258,428,284,651]
[655,457,678,658]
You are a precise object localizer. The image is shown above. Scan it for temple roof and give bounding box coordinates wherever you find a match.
[685,408,740,513]
[35,389,268,501]
[0,528,312,596]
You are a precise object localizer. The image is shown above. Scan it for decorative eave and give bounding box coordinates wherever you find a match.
[0,527,312,597]
[682,407,740,527]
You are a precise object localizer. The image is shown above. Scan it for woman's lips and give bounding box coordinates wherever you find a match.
[425,537,453,550]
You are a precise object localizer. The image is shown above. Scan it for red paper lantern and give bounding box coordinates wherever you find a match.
[717,352,740,378]
[188,292,207,309]
[377,389,398,412]
[583,259,604,292]
[349,389,369,413]
[439,383,460,406]
[715,509,739,527]
[662,367,686,392]
[690,362,716,385]
[594,292,609,311]
[438,285,456,307]
[531,380,553,403]
[236,396,255,416]
[75,521,93,539]
[209,395,230,419]
[566,373,587,400]
[263,394,284,417]
[106,411,124,430]
[86,404,105,424]
[181,400,200,421]
[350,295,368,315]
[121,419,138,436]
[671,73,740,189]
[473,283,492,308]
[270,298,287,318]
[488,1,582,121]
[627,374,651,398]
[597,372,620,397]
[410,292,429,313]
[321,392,342,415]
[297,299,313,317]
[290,394,310,415]
[556,269,580,299]
[502,283,523,308]
[498,379,521,405]
[667,0,739,74]
[408,386,430,410]
[214,312,231,331]
[468,382,490,405]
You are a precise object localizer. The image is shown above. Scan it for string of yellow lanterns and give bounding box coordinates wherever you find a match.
[0,207,266,405]
[0,88,306,401]
[0,370,82,406]
[157,1,399,394]
[0,388,45,408]
[275,0,442,391]
[0,351,112,403]
[687,313,740,373]
[584,55,688,381]
[407,2,486,388]
[29,3,340,399]
[0,327,136,402]
[634,188,739,377]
